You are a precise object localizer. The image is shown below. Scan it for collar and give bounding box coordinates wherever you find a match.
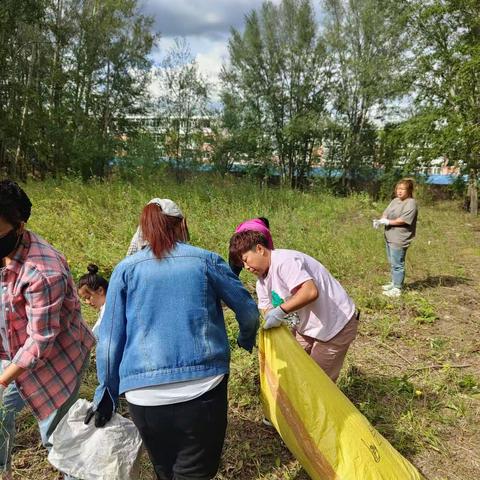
[5,230,30,275]
[260,251,274,281]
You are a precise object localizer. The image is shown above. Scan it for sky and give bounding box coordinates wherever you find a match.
[139,0,283,98]
[137,2,410,120]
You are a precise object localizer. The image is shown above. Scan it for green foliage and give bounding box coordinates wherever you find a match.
[457,374,479,394]
[156,38,211,180]
[221,0,328,187]
[406,296,439,325]
[0,0,156,180]
[321,0,413,192]
[341,368,424,455]
[449,175,468,199]
[404,0,480,213]
[372,315,400,341]
[116,132,162,179]
[11,176,480,478]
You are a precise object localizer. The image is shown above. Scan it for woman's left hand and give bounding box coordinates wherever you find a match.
[84,394,114,428]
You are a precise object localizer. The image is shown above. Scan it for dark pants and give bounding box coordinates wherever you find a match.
[128,376,228,480]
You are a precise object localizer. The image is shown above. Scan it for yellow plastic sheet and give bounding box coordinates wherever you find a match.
[259,326,424,480]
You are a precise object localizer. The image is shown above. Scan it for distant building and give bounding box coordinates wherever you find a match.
[418,156,462,176]
[122,114,214,161]
[125,114,211,138]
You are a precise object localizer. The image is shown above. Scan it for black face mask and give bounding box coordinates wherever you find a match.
[0,229,21,260]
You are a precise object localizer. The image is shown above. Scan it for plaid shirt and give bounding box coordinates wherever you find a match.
[126,227,147,256]
[0,231,95,419]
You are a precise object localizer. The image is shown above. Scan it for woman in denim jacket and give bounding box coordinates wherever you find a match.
[86,199,259,480]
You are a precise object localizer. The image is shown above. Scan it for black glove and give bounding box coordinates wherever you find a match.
[237,337,254,353]
[84,393,114,428]
[228,260,242,277]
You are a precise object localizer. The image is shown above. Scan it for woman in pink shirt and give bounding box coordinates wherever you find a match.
[229,230,359,383]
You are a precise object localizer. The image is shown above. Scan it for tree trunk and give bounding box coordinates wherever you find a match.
[14,40,37,178]
[469,168,478,216]
[51,0,64,173]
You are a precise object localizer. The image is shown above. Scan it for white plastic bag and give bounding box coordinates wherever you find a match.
[48,398,142,480]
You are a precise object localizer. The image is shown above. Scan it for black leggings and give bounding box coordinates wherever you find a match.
[128,376,228,480]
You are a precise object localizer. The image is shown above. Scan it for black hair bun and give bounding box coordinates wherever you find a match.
[87,263,99,275]
[258,217,270,229]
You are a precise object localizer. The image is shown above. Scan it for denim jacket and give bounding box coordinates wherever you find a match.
[93,242,259,407]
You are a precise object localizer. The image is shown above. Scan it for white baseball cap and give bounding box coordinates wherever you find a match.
[147,198,184,218]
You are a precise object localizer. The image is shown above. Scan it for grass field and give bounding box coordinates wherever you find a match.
[8,175,480,479]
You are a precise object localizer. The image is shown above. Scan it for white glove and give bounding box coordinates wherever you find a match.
[372,219,380,229]
[264,306,287,330]
[378,218,390,226]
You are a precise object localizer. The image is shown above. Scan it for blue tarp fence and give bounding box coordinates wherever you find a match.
[110,157,471,185]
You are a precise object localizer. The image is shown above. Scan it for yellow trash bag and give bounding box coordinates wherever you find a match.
[259,326,424,480]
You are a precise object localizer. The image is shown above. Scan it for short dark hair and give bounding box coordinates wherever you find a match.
[0,180,32,227]
[78,264,109,293]
[229,230,269,267]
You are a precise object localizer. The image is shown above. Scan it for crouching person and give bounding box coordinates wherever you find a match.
[0,180,95,480]
[87,199,259,480]
[229,230,359,383]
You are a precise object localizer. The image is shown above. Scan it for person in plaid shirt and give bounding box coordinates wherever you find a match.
[0,180,95,480]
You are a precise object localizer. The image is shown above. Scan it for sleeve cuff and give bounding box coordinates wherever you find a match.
[258,302,271,309]
[12,349,38,370]
[93,385,118,410]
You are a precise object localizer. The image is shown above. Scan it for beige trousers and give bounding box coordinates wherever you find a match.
[294,312,359,383]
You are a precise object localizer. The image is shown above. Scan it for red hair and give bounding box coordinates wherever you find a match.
[140,204,189,258]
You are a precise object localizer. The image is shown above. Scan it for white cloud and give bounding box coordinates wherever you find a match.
[195,39,229,99]
[147,37,228,102]
[141,0,312,102]
[140,0,268,38]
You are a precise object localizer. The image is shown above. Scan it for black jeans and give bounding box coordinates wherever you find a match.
[128,376,228,480]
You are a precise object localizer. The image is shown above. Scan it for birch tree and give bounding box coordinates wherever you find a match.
[322,0,412,191]
[410,0,480,214]
[222,0,328,187]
